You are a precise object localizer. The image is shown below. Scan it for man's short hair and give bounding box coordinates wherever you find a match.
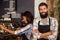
[38,2,48,10]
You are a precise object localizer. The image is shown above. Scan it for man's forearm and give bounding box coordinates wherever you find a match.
[33,29,52,39]
[40,31,52,38]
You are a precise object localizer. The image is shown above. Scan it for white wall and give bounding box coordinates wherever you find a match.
[34,0,46,18]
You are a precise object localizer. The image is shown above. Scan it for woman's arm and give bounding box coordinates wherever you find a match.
[0,24,32,35]
[15,24,32,35]
[0,24,15,35]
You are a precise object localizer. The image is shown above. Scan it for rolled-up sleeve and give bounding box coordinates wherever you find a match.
[33,19,39,30]
[33,18,42,39]
[14,24,32,35]
[48,18,58,40]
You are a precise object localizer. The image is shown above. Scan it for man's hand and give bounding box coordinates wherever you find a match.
[40,32,52,38]
[33,29,39,33]
[43,36,48,39]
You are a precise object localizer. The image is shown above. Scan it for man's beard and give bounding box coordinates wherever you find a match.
[40,12,48,19]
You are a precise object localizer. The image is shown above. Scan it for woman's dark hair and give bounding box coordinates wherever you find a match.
[21,11,34,24]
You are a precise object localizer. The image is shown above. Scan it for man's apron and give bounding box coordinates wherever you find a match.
[37,18,50,40]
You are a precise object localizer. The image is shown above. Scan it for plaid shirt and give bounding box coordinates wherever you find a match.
[15,24,32,40]
[33,17,58,40]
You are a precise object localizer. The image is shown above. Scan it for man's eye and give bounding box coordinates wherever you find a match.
[44,8,46,9]
[40,9,42,10]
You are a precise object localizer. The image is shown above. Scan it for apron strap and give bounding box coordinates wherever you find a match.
[38,18,51,26]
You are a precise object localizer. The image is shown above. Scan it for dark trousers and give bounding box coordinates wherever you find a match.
[21,34,28,40]
[37,38,48,40]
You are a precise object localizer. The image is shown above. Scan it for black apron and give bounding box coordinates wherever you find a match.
[37,18,50,40]
[21,34,28,40]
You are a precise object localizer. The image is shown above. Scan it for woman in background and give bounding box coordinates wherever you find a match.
[0,11,34,40]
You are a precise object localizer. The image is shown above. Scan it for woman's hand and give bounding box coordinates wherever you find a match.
[0,24,5,29]
[0,24,3,28]
[16,27,21,30]
[0,24,15,35]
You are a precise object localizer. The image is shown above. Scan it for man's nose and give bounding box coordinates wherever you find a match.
[41,9,45,12]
